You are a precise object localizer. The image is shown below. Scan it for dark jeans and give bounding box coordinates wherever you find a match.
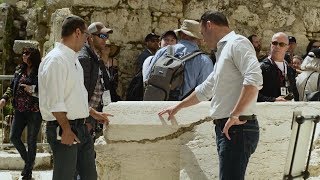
[46,119,97,180]
[215,118,259,180]
[10,110,42,172]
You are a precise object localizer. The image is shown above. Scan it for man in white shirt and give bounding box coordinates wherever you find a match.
[38,15,111,180]
[159,11,263,180]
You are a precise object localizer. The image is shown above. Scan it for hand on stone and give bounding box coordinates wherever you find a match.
[0,99,6,108]
[275,96,287,102]
[158,105,181,120]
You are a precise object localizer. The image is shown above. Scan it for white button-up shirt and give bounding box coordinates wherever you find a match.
[38,42,89,121]
[195,31,263,119]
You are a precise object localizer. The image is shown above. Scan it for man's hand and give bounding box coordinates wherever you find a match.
[90,109,113,125]
[61,127,80,145]
[158,104,181,120]
[222,116,247,140]
[275,96,287,102]
[0,99,6,108]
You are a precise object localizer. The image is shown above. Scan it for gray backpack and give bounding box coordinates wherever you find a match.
[143,49,204,101]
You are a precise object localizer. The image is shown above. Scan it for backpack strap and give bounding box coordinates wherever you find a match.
[180,51,204,63]
[317,73,320,90]
[303,71,316,96]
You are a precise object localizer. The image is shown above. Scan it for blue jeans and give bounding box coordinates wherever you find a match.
[46,119,97,180]
[10,110,42,173]
[215,118,259,180]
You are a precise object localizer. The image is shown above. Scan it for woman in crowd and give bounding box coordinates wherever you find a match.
[292,55,303,74]
[302,40,320,59]
[98,40,122,101]
[0,47,42,180]
[296,48,320,101]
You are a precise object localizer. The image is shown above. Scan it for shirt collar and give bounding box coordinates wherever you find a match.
[55,42,78,62]
[216,31,236,49]
[179,39,199,49]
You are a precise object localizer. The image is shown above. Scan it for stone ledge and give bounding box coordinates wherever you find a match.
[0,153,52,170]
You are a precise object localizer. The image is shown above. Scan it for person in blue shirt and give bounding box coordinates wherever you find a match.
[145,20,213,100]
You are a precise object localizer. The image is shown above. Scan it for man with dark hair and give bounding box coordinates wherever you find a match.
[248,34,263,60]
[38,15,111,180]
[145,20,213,100]
[137,33,160,68]
[159,11,263,180]
[78,22,115,139]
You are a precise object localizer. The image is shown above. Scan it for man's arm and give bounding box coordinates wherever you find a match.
[158,91,200,120]
[52,112,80,145]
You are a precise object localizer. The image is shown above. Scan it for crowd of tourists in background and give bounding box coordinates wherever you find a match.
[0,9,319,180]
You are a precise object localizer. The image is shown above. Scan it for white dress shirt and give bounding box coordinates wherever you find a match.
[195,31,263,119]
[38,42,89,121]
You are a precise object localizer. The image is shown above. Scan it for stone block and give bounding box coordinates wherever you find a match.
[149,0,183,13]
[303,8,320,32]
[97,101,320,179]
[0,153,52,170]
[127,0,148,9]
[15,0,28,14]
[73,0,120,8]
[13,40,39,54]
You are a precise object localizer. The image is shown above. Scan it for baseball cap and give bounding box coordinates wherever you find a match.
[161,30,177,40]
[144,33,160,42]
[88,22,113,34]
[288,36,296,44]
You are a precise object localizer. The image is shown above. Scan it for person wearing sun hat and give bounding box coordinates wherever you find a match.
[97,39,122,102]
[145,19,213,100]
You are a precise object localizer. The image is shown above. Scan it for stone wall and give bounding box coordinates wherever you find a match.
[96,101,320,180]
[1,0,320,98]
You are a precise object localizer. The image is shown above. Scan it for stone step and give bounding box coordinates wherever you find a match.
[0,170,52,180]
[0,153,52,170]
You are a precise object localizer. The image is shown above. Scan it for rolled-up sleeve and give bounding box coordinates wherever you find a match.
[195,71,215,101]
[232,40,263,90]
[42,59,68,113]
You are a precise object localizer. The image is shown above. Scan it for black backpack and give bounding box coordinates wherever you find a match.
[126,70,143,101]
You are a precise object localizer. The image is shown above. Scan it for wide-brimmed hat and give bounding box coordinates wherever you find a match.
[174,20,202,39]
[105,40,120,58]
[88,22,113,34]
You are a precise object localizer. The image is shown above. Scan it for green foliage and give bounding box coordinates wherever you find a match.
[3,102,13,116]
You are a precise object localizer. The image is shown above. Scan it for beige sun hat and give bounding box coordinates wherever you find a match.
[105,39,120,58]
[174,19,203,39]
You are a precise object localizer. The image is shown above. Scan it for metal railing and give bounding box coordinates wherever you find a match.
[0,75,48,149]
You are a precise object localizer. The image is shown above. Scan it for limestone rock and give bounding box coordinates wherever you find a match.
[230,5,261,27]
[265,6,293,29]
[303,7,320,32]
[13,40,39,54]
[127,0,148,9]
[149,0,182,13]
[154,16,178,35]
[73,0,120,8]
[15,1,28,14]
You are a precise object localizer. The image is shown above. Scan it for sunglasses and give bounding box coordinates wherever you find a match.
[92,33,109,39]
[22,51,31,55]
[271,41,287,47]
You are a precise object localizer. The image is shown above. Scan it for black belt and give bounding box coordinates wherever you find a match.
[46,118,87,126]
[213,115,257,125]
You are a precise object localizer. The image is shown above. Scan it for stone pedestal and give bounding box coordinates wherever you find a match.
[97,101,320,180]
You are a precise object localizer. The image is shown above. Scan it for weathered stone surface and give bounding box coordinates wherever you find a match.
[44,8,71,54]
[15,1,28,14]
[105,9,152,44]
[97,101,320,179]
[303,7,320,33]
[73,0,120,8]
[127,0,148,10]
[149,0,182,13]
[13,40,39,54]
[154,16,179,35]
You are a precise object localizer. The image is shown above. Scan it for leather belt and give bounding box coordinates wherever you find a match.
[213,115,257,125]
[46,118,86,126]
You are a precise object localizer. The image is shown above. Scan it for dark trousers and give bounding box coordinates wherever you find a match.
[215,118,259,180]
[10,110,42,172]
[46,119,97,180]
